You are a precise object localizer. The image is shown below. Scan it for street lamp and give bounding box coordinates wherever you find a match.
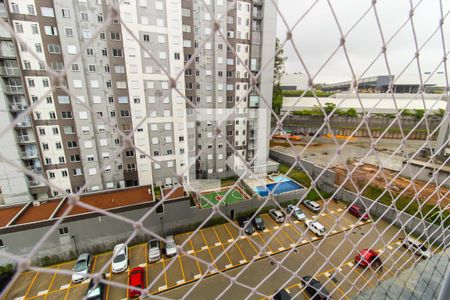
[160,216,164,235]
[71,235,79,256]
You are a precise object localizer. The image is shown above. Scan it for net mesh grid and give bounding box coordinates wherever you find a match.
[0,0,448,299]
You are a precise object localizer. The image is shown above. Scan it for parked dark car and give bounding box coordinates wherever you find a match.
[301,276,330,300]
[348,204,369,221]
[0,270,15,293]
[273,289,292,300]
[251,214,265,230]
[237,217,256,235]
[85,274,106,300]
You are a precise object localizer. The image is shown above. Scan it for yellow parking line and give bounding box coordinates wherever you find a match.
[161,258,169,288]
[351,267,375,288]
[104,264,112,300]
[265,216,296,245]
[144,243,149,287]
[91,256,98,273]
[326,275,350,300]
[201,230,233,267]
[187,238,203,275]
[178,255,186,283]
[212,227,245,261]
[199,230,218,269]
[44,265,60,299]
[223,223,237,241]
[24,272,39,298]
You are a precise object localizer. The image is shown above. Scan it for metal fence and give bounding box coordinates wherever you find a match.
[0,0,449,299]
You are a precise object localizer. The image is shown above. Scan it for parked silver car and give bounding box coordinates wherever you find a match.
[72,253,92,283]
[269,209,285,223]
[303,199,321,212]
[148,239,162,263]
[165,235,177,257]
[286,204,306,221]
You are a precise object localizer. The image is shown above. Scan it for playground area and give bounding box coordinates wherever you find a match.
[193,186,250,209]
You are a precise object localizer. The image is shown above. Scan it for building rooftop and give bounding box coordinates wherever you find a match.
[0,185,165,230]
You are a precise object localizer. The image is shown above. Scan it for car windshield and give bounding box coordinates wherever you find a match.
[294,208,302,213]
[167,241,175,248]
[113,253,125,263]
[419,244,428,251]
[74,259,87,272]
[312,202,319,208]
[319,227,325,232]
[150,241,158,248]
[254,217,262,223]
[86,286,100,297]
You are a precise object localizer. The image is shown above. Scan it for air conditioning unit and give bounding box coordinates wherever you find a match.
[148,188,152,195]
[32,201,41,207]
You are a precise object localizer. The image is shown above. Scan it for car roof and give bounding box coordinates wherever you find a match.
[78,253,90,260]
[312,221,324,229]
[405,237,425,245]
[129,267,144,285]
[113,244,126,253]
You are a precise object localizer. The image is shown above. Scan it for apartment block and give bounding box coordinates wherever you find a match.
[0,0,276,205]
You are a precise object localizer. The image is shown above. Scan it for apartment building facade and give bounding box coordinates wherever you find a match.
[0,0,276,204]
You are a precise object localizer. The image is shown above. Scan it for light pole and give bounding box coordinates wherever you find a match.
[160,216,164,235]
[71,235,79,256]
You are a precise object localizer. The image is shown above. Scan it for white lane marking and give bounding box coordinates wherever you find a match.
[105,273,111,278]
[331,210,335,214]
[253,255,260,259]
[286,288,290,293]
[324,272,331,277]
[176,279,185,285]
[139,263,146,267]
[239,259,247,264]
[301,240,307,244]
[215,242,222,246]
[187,250,194,254]
[294,220,300,224]
[274,226,279,229]
[158,285,167,291]
[332,230,338,234]
[194,274,202,279]
[240,235,247,239]
[321,213,327,217]
[312,236,318,240]
[210,270,218,274]
[60,284,70,290]
[252,232,258,236]
[82,279,90,284]
[388,245,393,250]
[278,247,285,251]
[298,283,304,288]
[266,251,273,255]
[263,229,269,233]
[227,239,234,243]
[337,267,342,272]
[284,223,290,227]
[225,264,233,269]
[358,221,364,225]
[38,290,48,296]
[14,297,25,300]
[348,262,354,267]
[290,243,296,247]
[337,208,343,212]
[201,246,208,250]
[342,226,347,230]
[396,241,402,246]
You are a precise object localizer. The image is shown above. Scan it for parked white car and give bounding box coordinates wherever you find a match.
[72,253,92,283]
[305,220,326,237]
[286,204,306,221]
[148,239,162,263]
[303,200,321,213]
[402,237,431,259]
[269,209,285,223]
[112,243,128,273]
[165,235,177,257]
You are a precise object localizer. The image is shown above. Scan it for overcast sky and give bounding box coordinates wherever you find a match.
[276,0,450,84]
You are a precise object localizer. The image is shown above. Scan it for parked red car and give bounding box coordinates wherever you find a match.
[355,249,381,267]
[348,204,369,221]
[128,267,145,298]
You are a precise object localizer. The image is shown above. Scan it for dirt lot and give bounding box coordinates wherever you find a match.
[333,161,450,209]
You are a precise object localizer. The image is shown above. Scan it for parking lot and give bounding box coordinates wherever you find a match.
[3,199,427,300]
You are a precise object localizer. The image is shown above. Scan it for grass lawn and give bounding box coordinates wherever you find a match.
[278,163,312,187]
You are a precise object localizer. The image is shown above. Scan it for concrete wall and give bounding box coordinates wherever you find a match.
[400,161,450,188]
[0,189,304,266]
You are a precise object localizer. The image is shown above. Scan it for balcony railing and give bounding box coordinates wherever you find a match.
[4,85,24,94]
[0,67,20,76]
[17,135,34,143]
[9,103,27,111]
[0,49,16,57]
[21,151,38,159]
[16,120,32,128]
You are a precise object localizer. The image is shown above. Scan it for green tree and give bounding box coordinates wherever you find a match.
[401,109,414,116]
[414,109,425,119]
[323,102,336,115]
[435,108,445,117]
[346,108,357,117]
[272,38,286,114]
